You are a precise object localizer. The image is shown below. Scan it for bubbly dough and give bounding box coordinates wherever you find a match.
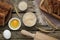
[23,12,37,27]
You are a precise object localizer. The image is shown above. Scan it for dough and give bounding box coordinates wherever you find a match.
[23,12,37,27]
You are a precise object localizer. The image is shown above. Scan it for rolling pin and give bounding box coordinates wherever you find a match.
[21,30,58,40]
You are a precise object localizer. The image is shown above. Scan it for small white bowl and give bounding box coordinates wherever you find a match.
[3,30,11,39]
[8,18,21,30]
[18,1,28,11]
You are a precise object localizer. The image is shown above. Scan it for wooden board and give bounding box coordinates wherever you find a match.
[0,0,60,40]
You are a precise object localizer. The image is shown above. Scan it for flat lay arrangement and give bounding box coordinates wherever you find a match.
[0,0,60,40]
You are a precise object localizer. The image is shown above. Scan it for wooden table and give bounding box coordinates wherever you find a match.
[0,0,60,40]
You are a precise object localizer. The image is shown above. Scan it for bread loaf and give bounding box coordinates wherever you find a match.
[0,1,12,26]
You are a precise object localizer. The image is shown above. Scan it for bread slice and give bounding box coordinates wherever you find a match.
[0,13,5,25]
[0,1,12,11]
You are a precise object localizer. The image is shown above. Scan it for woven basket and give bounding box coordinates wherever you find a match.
[39,0,60,20]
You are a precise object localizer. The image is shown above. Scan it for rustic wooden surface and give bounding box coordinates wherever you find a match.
[0,0,60,40]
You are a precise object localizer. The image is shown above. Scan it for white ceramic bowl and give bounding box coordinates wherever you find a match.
[18,1,28,11]
[23,12,37,27]
[8,18,21,30]
[3,30,11,39]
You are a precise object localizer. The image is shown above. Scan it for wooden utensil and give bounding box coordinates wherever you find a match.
[21,30,58,40]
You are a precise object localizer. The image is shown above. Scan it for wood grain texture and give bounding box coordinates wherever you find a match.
[0,0,60,40]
